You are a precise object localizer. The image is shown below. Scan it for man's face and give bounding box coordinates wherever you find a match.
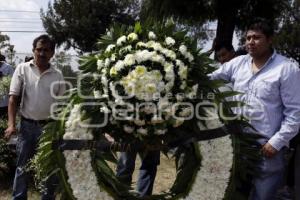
[33,40,54,67]
[245,30,272,58]
[216,48,235,64]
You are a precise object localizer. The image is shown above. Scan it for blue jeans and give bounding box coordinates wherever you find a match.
[249,148,286,200]
[12,119,57,200]
[116,150,160,197]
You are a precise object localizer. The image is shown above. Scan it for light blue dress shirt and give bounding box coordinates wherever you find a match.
[211,51,300,150]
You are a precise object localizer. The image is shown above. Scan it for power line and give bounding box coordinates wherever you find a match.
[0,10,40,13]
[0,30,46,33]
[0,20,42,23]
[0,17,41,20]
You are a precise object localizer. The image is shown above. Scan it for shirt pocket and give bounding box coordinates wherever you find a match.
[254,80,277,100]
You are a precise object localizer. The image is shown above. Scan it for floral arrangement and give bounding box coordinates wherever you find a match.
[31,22,261,200]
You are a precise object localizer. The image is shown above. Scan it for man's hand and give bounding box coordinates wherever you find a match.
[4,126,16,140]
[262,142,278,158]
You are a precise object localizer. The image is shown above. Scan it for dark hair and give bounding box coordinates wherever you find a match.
[235,47,248,56]
[25,56,34,62]
[247,19,274,38]
[215,42,235,52]
[32,34,56,51]
[0,54,6,61]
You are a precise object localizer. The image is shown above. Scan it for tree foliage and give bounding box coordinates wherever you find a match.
[274,0,300,63]
[140,0,289,47]
[0,33,10,53]
[41,0,140,52]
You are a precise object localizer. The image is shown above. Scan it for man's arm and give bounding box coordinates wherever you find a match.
[267,62,300,153]
[4,95,18,139]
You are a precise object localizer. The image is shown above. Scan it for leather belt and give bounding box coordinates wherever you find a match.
[21,116,50,125]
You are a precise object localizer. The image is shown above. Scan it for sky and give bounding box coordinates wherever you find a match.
[0,0,239,64]
[0,0,52,54]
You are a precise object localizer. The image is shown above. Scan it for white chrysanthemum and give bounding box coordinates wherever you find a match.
[123,125,135,133]
[137,127,148,136]
[109,66,117,76]
[97,59,104,70]
[116,35,127,46]
[165,37,175,46]
[154,129,167,135]
[110,53,116,61]
[134,120,146,126]
[136,41,147,48]
[124,54,135,66]
[127,32,138,41]
[104,58,110,67]
[148,31,156,40]
[179,44,188,55]
[63,150,114,200]
[180,135,233,200]
[105,44,115,53]
[115,60,125,71]
[178,65,188,80]
[93,90,101,98]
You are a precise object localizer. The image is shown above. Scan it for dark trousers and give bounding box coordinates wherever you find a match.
[0,106,8,119]
[12,119,57,200]
[116,150,160,197]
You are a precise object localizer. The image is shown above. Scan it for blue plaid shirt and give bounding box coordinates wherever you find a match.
[211,51,300,150]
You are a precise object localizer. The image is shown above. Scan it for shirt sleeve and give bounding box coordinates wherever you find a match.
[268,62,300,150]
[209,60,235,81]
[9,64,23,96]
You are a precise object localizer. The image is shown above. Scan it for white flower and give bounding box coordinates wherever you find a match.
[179,44,188,55]
[127,32,138,41]
[148,31,156,40]
[110,53,116,61]
[116,35,126,46]
[104,58,110,67]
[115,60,125,71]
[152,53,165,64]
[134,120,146,126]
[136,42,147,48]
[123,125,135,133]
[109,66,117,76]
[178,65,188,80]
[105,44,115,53]
[137,127,148,135]
[174,120,184,127]
[154,129,167,135]
[179,108,192,117]
[124,54,135,66]
[165,37,175,46]
[187,52,194,62]
[97,59,104,70]
[93,90,101,98]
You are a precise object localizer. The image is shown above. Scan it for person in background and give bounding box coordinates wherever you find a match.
[0,54,14,119]
[214,42,236,64]
[116,150,160,197]
[210,19,300,200]
[24,56,34,62]
[4,34,65,200]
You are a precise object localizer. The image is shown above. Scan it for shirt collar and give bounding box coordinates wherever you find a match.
[29,60,56,73]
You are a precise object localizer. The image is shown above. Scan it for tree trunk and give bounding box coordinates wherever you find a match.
[215,0,241,47]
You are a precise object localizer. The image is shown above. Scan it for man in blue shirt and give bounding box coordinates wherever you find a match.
[0,54,14,119]
[211,20,300,200]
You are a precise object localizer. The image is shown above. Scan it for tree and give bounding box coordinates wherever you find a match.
[41,0,140,53]
[0,32,10,54]
[52,51,77,86]
[140,0,289,47]
[274,0,300,63]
